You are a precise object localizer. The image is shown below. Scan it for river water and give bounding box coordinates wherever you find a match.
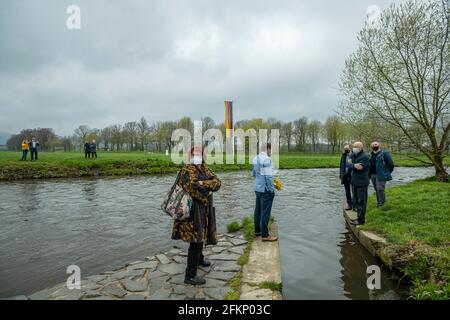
[0,167,433,299]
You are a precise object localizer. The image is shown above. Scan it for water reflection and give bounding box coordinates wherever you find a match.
[82,179,98,203]
[338,228,406,300]
[17,182,40,214]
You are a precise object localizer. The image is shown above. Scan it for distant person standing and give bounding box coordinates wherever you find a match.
[252,143,277,241]
[339,144,353,210]
[346,141,370,226]
[29,137,40,161]
[90,139,98,158]
[84,141,91,158]
[21,139,29,161]
[369,141,395,207]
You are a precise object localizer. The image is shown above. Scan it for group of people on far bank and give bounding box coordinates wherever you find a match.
[20,137,40,161]
[84,140,98,159]
[339,141,395,226]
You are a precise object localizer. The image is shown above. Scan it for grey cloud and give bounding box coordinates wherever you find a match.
[0,0,405,135]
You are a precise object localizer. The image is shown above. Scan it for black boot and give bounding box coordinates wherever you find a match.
[199,259,211,267]
[184,275,206,285]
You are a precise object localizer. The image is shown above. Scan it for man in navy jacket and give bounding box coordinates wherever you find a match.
[346,141,370,225]
[369,141,394,207]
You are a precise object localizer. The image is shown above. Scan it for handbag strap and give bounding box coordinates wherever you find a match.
[168,170,182,197]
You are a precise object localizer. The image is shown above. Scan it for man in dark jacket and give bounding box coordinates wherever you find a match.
[339,144,353,210]
[29,137,40,161]
[346,141,370,225]
[84,141,91,158]
[90,140,98,158]
[369,141,394,207]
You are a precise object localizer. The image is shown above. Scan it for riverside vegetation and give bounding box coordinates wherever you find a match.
[0,151,446,181]
[362,178,450,300]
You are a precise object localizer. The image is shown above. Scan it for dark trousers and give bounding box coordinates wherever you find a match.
[370,174,387,207]
[21,150,28,161]
[353,185,368,224]
[186,242,204,278]
[30,149,38,161]
[85,151,91,158]
[254,191,275,237]
[343,178,353,209]
[91,151,97,158]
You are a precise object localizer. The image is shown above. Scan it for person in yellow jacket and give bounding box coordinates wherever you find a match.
[21,139,29,161]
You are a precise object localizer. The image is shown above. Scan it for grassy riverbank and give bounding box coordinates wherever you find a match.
[0,151,445,180]
[362,179,450,300]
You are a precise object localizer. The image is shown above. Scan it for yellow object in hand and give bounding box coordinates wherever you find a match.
[274,178,282,191]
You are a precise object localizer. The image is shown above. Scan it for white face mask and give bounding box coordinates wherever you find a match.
[190,155,203,164]
[353,147,360,154]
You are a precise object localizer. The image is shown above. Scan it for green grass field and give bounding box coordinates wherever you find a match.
[362,179,450,300]
[0,151,447,180]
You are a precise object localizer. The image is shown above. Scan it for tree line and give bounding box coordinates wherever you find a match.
[6,114,430,154]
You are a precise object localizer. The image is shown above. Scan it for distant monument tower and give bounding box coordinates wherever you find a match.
[224,100,234,163]
[224,100,233,138]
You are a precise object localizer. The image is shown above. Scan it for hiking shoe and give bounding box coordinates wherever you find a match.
[262,236,278,242]
[184,276,206,286]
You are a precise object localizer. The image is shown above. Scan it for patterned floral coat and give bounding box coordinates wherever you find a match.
[171,163,221,245]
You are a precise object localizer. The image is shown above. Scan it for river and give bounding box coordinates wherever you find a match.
[0,167,433,299]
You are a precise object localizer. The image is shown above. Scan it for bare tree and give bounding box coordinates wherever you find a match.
[123,121,138,151]
[201,117,216,134]
[100,126,112,151]
[281,122,294,151]
[74,125,90,148]
[339,0,450,181]
[306,120,322,152]
[110,124,123,151]
[137,116,150,151]
[324,116,345,153]
[293,117,308,151]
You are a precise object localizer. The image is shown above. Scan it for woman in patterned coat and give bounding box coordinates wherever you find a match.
[172,146,221,285]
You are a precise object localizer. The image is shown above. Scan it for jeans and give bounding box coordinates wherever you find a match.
[343,179,353,209]
[185,242,204,278]
[353,185,368,224]
[254,191,275,237]
[21,150,28,161]
[370,174,387,207]
[30,149,38,161]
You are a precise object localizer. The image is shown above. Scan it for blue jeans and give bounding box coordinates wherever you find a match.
[254,191,275,237]
[21,150,28,161]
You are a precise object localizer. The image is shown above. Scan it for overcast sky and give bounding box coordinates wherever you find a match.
[0,0,404,136]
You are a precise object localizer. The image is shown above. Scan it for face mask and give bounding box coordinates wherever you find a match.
[190,155,203,165]
[372,146,379,152]
[353,147,360,154]
[344,149,350,154]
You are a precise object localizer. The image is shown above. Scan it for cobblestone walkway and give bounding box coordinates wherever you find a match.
[21,233,247,300]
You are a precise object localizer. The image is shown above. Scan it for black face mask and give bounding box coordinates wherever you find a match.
[372,147,379,152]
[344,150,350,154]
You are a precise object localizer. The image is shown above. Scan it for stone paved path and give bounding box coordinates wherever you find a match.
[22,233,247,300]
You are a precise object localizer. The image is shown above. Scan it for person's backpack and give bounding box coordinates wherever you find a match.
[161,171,192,221]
